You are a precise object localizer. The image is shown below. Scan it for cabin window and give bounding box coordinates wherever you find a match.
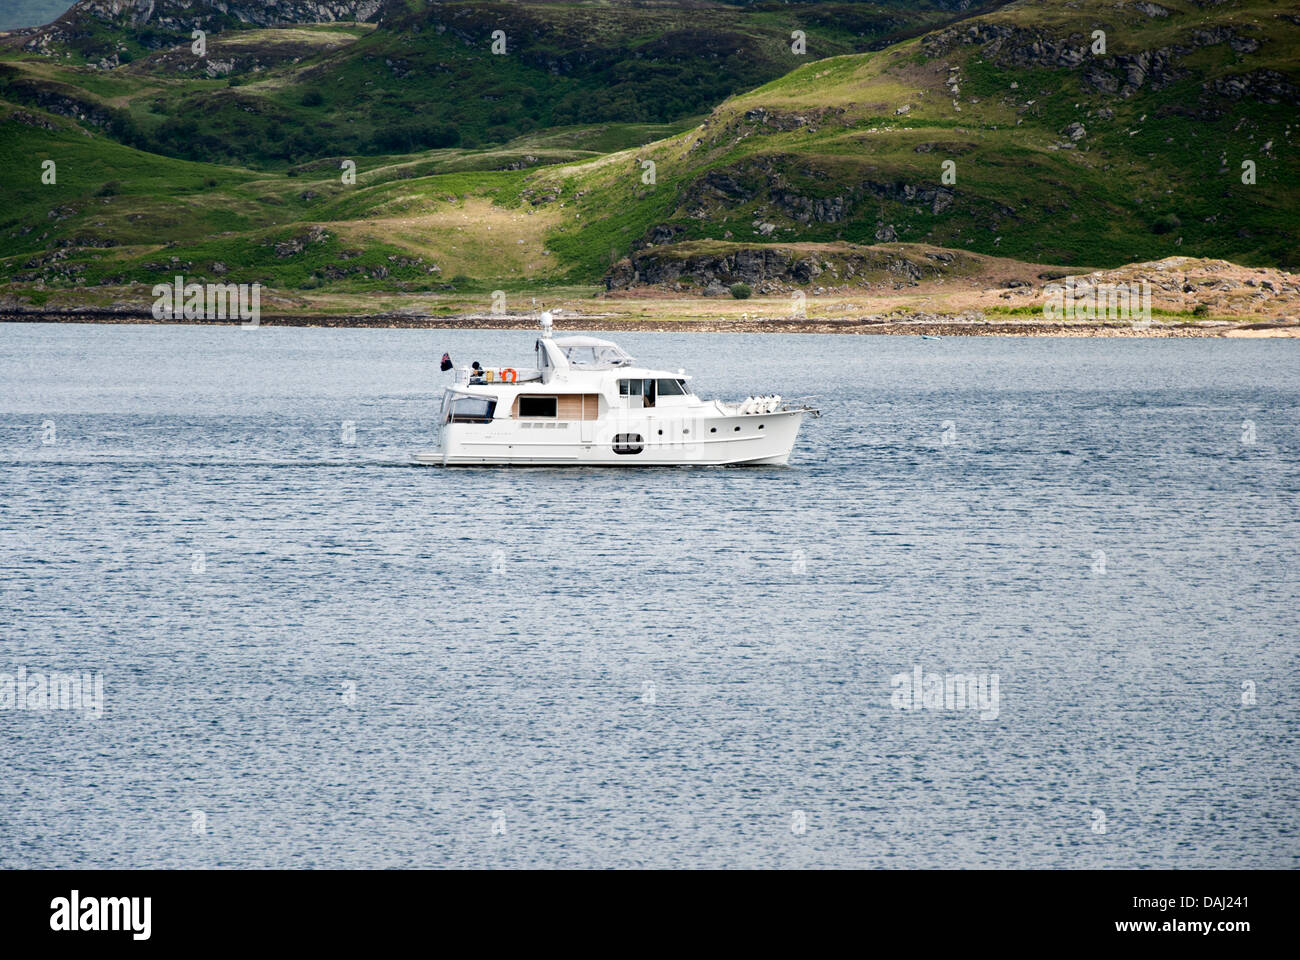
[518,396,558,418]
[449,396,496,423]
[618,379,656,407]
[656,378,687,397]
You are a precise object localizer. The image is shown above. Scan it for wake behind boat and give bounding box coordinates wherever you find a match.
[413,314,819,466]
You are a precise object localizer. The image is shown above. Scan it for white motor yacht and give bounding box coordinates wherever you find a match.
[413,313,818,466]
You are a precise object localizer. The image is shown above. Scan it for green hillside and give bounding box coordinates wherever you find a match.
[1,0,984,165]
[0,0,1296,298]
[542,0,1300,274]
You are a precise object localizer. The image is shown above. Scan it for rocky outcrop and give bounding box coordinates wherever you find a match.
[739,106,850,134]
[1061,257,1300,317]
[680,155,957,224]
[272,225,330,257]
[0,70,117,127]
[1131,2,1171,18]
[922,16,1271,102]
[632,224,689,250]
[772,192,853,225]
[3,109,64,132]
[923,22,1086,67]
[126,30,357,76]
[604,242,975,293]
[1206,70,1299,106]
[67,0,381,31]
[10,1,383,59]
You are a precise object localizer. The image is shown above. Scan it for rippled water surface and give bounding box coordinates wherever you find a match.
[1,322,1297,868]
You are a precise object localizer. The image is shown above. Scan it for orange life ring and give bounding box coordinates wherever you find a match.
[501,368,519,383]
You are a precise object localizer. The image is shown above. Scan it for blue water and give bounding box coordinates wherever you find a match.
[1,322,1296,868]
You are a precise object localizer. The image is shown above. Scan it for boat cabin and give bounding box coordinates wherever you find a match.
[446,334,696,425]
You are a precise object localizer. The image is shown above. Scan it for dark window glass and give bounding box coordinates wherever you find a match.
[518,396,557,418]
[450,396,496,423]
[656,378,686,396]
[613,434,644,455]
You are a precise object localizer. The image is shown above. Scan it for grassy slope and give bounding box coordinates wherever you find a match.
[1,1,976,165]
[0,0,1296,297]
[536,0,1300,273]
[0,96,708,292]
[0,107,569,292]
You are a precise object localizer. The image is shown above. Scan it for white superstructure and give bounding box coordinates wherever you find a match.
[413,314,818,466]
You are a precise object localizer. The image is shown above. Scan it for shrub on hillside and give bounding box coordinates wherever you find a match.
[370,124,461,153]
[1152,213,1182,235]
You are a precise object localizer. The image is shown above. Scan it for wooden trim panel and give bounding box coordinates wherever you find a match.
[511,394,599,420]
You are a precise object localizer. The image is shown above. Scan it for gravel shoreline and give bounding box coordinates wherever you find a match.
[6,310,1298,337]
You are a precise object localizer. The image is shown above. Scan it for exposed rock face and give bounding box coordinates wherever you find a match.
[272,225,330,257]
[1207,70,1299,105]
[921,16,1279,104]
[1064,257,1300,316]
[633,224,689,250]
[68,0,381,30]
[604,242,971,293]
[0,70,116,127]
[127,30,355,76]
[1131,2,1170,18]
[4,110,63,132]
[12,1,383,58]
[680,155,957,226]
[773,192,852,225]
[923,22,1090,68]
[739,106,850,134]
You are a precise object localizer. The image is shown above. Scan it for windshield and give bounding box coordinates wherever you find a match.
[561,343,633,367]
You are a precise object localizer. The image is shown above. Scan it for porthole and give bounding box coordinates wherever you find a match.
[734,426,741,432]
[613,433,645,455]
[758,424,765,430]
[710,428,717,433]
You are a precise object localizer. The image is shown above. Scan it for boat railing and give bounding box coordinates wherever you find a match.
[732,395,821,417]
[781,396,822,417]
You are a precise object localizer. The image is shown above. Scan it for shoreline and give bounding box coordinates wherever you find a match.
[4,311,1298,337]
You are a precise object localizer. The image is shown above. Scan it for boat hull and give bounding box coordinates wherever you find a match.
[413,410,808,467]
